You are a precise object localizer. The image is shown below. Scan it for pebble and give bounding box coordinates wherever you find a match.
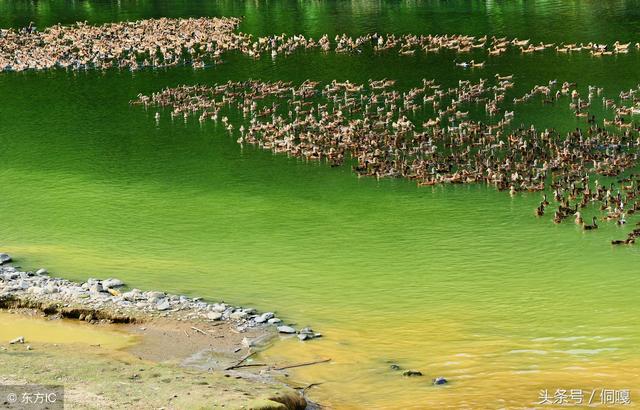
[89,282,104,294]
[0,253,12,265]
[229,311,248,320]
[277,326,296,334]
[0,263,321,339]
[390,364,401,371]
[433,377,448,385]
[254,312,275,323]
[207,312,223,321]
[211,303,227,313]
[102,278,124,289]
[297,327,322,341]
[9,336,25,344]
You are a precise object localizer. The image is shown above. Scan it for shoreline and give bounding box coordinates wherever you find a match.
[0,252,322,409]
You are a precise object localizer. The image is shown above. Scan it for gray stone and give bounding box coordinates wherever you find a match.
[102,278,124,289]
[230,311,248,320]
[0,254,11,265]
[277,326,296,334]
[390,364,401,371]
[156,300,171,311]
[44,284,59,294]
[35,268,47,275]
[147,291,165,303]
[89,283,104,294]
[255,312,275,323]
[212,303,227,313]
[207,312,223,321]
[9,336,24,344]
[433,377,448,385]
[267,318,282,324]
[122,290,140,302]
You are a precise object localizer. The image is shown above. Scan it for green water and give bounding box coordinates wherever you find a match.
[2,1,640,408]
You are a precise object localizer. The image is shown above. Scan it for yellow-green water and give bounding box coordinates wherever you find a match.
[1,1,640,408]
[0,312,133,350]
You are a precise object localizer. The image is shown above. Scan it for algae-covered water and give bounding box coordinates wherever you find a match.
[1,1,640,408]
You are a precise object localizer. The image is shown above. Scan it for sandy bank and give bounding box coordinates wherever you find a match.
[0,254,323,409]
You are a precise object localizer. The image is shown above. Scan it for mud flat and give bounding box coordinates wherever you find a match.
[0,253,323,409]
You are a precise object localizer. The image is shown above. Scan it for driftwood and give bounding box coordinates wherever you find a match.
[191,326,207,335]
[228,363,267,369]
[300,382,324,393]
[225,350,256,370]
[273,358,331,371]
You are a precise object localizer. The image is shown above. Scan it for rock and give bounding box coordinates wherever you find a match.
[212,303,227,313]
[147,291,165,303]
[402,370,422,377]
[267,318,282,324]
[207,312,223,321]
[10,336,25,344]
[102,278,124,289]
[230,311,248,320]
[277,326,296,334]
[255,312,275,323]
[390,364,401,371]
[0,254,12,265]
[26,345,32,351]
[297,327,320,341]
[122,290,141,302]
[433,377,448,385]
[89,282,104,294]
[156,300,171,311]
[17,280,29,290]
[35,268,47,275]
[44,284,59,294]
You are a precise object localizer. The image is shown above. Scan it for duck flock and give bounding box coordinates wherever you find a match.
[3,17,639,245]
[132,74,640,246]
[1,17,639,72]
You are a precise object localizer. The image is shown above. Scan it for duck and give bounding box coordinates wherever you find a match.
[617,214,627,225]
[611,238,634,245]
[553,210,563,224]
[583,216,599,230]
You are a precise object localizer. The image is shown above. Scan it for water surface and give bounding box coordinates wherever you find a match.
[1,1,640,408]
